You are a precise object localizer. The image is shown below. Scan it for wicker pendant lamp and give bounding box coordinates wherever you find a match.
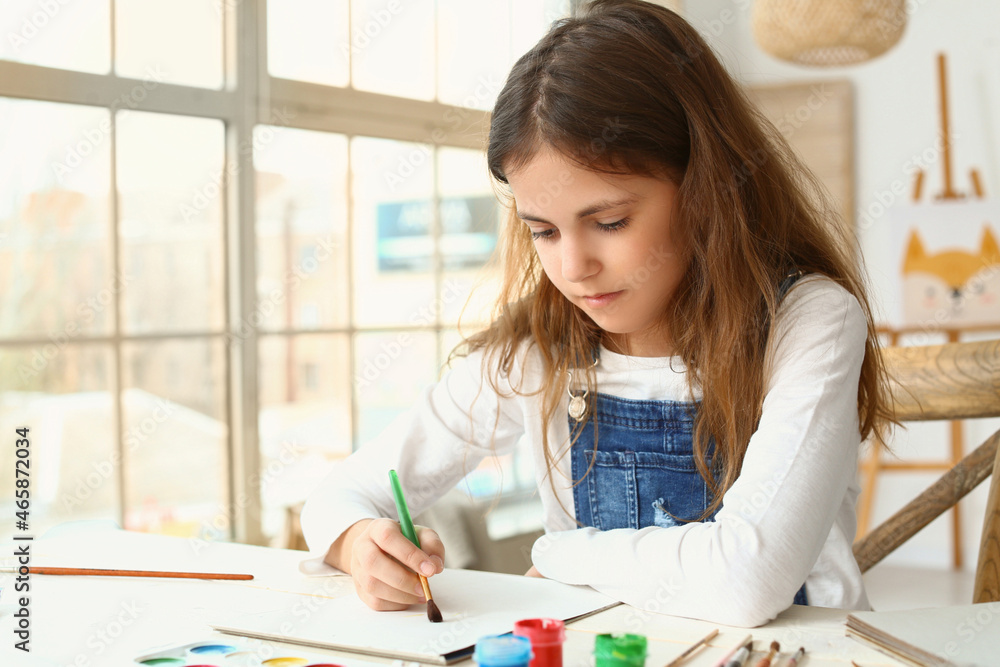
[752,0,907,67]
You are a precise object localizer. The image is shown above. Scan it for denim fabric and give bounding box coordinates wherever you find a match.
[778,269,804,300]
[570,393,714,531]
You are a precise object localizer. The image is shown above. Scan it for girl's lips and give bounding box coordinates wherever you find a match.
[583,290,624,308]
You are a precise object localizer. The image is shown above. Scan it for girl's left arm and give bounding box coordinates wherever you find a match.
[530,278,869,627]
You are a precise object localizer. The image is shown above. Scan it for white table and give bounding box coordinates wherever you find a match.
[0,527,904,666]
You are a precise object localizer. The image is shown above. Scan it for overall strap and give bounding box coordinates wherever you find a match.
[777,268,805,301]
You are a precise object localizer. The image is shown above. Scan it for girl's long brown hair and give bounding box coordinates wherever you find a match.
[460,0,894,518]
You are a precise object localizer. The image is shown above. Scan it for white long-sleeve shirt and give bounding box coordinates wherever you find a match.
[300,274,871,627]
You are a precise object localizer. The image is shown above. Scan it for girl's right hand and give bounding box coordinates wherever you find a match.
[329,518,446,611]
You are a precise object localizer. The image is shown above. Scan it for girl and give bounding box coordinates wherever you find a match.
[301,0,893,627]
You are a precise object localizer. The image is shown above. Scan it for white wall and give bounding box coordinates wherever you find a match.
[682,0,1000,571]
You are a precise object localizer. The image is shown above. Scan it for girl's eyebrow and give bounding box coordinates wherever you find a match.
[517,196,638,223]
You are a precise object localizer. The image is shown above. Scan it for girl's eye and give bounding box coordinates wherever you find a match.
[529,218,630,240]
[598,217,631,232]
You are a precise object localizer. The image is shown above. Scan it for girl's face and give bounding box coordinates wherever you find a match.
[506,147,685,357]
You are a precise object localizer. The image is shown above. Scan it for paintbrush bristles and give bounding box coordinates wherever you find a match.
[426,598,443,623]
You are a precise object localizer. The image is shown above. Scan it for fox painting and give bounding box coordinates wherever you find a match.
[901,226,1000,326]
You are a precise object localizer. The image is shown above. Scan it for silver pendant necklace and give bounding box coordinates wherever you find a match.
[566,355,599,422]
[568,386,588,422]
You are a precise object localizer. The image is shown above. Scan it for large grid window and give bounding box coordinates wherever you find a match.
[0,0,570,546]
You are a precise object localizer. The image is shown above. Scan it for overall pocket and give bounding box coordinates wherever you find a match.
[581,449,711,531]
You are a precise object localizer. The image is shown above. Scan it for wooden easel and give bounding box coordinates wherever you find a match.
[857,53,988,570]
[909,54,986,202]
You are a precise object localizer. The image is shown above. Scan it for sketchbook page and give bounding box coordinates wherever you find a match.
[846,602,1000,667]
[210,568,620,664]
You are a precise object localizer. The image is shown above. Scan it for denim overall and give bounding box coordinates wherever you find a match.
[569,272,809,607]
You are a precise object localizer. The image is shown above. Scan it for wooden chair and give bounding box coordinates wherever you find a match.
[853,339,1000,603]
[859,328,968,569]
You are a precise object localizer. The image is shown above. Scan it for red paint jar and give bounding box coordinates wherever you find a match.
[513,618,566,667]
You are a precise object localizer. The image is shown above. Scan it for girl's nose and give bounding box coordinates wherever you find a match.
[561,236,599,283]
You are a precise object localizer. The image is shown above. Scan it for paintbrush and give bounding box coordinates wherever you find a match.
[665,628,718,666]
[711,634,751,667]
[787,648,806,666]
[0,566,252,580]
[752,641,780,667]
[720,636,753,667]
[388,469,443,623]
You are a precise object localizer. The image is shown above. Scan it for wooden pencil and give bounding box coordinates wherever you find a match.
[1,566,253,580]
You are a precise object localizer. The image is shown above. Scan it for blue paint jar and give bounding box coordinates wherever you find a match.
[474,635,533,667]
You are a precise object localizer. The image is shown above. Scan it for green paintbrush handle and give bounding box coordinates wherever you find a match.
[388,469,420,548]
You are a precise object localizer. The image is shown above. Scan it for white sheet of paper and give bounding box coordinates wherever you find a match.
[210,568,619,664]
[298,555,348,576]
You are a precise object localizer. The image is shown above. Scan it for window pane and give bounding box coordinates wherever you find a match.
[352,0,434,100]
[436,0,509,110]
[352,137,436,327]
[354,331,437,447]
[465,452,519,499]
[0,344,116,542]
[510,0,571,62]
[267,0,349,87]
[255,127,350,331]
[437,147,501,327]
[115,0,223,88]
[0,0,110,74]
[258,334,351,543]
[121,339,227,537]
[439,328,464,366]
[438,330,536,500]
[0,99,112,339]
[436,0,568,110]
[117,111,225,334]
